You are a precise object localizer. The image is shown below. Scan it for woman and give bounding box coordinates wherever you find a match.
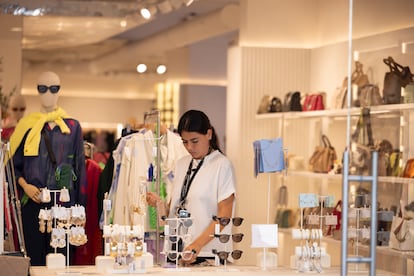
[147,109,236,265]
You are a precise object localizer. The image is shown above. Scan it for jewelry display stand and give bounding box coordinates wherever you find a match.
[42,189,87,274]
[96,194,153,274]
[290,194,334,273]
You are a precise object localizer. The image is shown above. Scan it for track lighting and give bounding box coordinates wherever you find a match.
[136,63,167,75]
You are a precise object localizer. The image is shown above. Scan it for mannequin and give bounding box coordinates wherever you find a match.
[1,93,26,141]
[9,71,87,266]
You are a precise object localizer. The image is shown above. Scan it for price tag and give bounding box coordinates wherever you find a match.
[307,214,320,225]
[325,215,338,225]
[299,193,318,208]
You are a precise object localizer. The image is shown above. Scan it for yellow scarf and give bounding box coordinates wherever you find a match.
[9,107,71,157]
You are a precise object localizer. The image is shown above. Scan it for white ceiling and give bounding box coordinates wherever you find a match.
[1,0,240,76]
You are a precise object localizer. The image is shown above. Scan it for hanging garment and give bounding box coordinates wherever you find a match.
[73,159,103,265]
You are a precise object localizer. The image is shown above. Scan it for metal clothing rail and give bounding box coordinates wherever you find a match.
[143,110,162,265]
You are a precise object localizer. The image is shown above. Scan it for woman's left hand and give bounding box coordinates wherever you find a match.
[180,244,201,265]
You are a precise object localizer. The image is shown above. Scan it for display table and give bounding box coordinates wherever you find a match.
[30,265,403,276]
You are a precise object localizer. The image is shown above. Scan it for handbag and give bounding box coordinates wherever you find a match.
[269,97,283,112]
[302,93,325,111]
[333,61,370,109]
[389,201,414,251]
[349,107,375,176]
[257,95,271,114]
[382,56,414,104]
[402,159,414,178]
[283,91,302,112]
[356,84,383,107]
[376,139,393,177]
[308,134,337,173]
[326,200,342,237]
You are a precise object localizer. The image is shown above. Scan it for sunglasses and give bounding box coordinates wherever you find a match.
[212,215,244,226]
[214,233,244,243]
[212,249,243,260]
[163,217,193,230]
[12,107,26,112]
[37,85,60,94]
[167,250,195,262]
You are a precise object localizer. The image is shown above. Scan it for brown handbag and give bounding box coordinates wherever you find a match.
[308,134,337,173]
[402,159,414,178]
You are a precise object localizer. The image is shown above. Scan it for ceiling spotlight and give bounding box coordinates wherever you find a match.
[156,64,167,75]
[140,8,151,19]
[140,5,157,19]
[136,63,147,73]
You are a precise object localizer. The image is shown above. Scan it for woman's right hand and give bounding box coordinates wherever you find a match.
[22,183,41,204]
[146,191,161,207]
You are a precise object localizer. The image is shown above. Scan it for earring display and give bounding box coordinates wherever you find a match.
[101,223,146,272]
[36,189,88,270]
[291,194,334,272]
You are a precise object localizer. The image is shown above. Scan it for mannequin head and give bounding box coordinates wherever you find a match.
[37,71,60,112]
[7,94,26,123]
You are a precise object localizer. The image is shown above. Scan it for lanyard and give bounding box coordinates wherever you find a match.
[179,158,204,208]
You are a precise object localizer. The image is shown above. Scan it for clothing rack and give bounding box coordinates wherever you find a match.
[143,110,162,265]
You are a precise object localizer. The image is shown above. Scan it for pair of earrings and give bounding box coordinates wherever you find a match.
[69,226,88,246]
[38,209,52,233]
[50,228,66,248]
[59,187,70,202]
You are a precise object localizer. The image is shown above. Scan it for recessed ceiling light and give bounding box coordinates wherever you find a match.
[137,63,147,73]
[156,64,167,75]
[140,8,151,19]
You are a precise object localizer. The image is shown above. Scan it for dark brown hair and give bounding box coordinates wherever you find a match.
[177,109,221,152]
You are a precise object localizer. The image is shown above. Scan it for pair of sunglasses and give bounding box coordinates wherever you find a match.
[167,234,191,245]
[214,233,244,243]
[212,215,244,226]
[167,250,196,262]
[12,107,26,112]
[212,249,243,260]
[37,85,60,94]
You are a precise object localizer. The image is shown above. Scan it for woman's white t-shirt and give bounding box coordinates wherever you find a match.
[168,150,237,257]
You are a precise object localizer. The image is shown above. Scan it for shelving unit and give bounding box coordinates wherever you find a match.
[255,102,414,274]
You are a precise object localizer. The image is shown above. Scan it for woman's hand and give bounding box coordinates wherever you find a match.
[22,182,41,204]
[146,191,161,207]
[180,243,201,266]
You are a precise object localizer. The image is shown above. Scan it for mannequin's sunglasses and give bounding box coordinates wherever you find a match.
[212,215,244,226]
[37,85,60,94]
